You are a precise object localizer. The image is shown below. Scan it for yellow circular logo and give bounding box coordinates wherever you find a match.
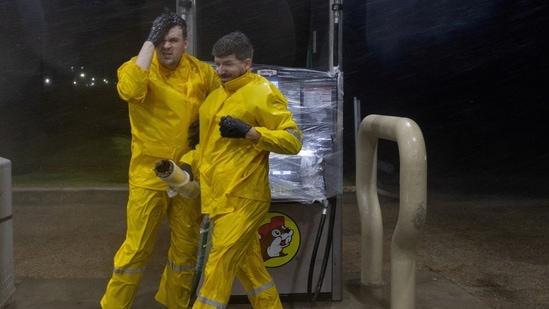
[258,211,300,268]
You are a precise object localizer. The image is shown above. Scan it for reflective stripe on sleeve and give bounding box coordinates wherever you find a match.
[287,129,302,143]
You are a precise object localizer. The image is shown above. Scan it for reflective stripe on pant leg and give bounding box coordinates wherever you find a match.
[156,195,202,308]
[100,270,146,309]
[194,295,227,309]
[192,197,270,309]
[156,261,196,309]
[101,186,167,309]
[236,222,283,309]
[243,279,282,309]
[245,280,275,297]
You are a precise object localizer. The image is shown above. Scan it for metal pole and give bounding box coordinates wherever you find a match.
[354,97,361,134]
[176,0,197,56]
[330,0,343,74]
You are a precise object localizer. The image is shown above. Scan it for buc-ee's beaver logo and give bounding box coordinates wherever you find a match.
[258,212,300,268]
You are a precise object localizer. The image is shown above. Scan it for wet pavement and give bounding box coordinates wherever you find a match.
[3,183,548,309]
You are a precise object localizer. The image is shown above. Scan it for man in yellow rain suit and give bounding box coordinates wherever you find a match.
[100,10,220,309]
[181,31,303,309]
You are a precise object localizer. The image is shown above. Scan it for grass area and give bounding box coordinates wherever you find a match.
[342,177,355,187]
[12,171,128,187]
[9,134,356,188]
[11,135,130,187]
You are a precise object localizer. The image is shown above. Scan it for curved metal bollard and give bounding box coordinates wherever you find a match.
[356,114,427,309]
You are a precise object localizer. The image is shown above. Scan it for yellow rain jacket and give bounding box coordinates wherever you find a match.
[117,52,219,189]
[182,70,303,217]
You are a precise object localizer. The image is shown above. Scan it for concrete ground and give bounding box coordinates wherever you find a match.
[3,182,548,309]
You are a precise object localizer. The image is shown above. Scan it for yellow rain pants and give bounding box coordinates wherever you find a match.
[192,196,282,309]
[100,186,202,309]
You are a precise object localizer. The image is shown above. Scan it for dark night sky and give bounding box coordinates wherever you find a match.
[0,0,547,193]
[342,0,548,185]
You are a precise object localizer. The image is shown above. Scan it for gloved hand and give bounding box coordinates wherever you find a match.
[219,115,252,138]
[180,163,194,181]
[188,120,199,150]
[147,12,171,46]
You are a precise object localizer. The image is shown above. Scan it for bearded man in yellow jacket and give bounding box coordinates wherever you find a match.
[100,10,220,309]
[181,31,303,309]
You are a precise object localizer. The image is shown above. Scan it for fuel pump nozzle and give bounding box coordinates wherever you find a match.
[154,159,200,199]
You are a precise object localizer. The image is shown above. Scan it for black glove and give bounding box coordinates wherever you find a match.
[219,116,252,138]
[188,120,199,150]
[180,163,194,181]
[147,12,171,46]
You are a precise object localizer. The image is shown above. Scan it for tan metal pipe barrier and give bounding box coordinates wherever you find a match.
[356,114,427,309]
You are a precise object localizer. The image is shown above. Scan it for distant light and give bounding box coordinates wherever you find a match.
[44,78,51,85]
[80,73,85,78]
[103,79,109,84]
[73,81,77,85]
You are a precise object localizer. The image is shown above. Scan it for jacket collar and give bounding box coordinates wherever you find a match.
[223,70,253,91]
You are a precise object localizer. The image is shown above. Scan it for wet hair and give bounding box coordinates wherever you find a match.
[211,31,253,61]
[165,9,188,39]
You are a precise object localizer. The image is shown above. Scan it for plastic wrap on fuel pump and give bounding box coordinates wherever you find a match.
[255,65,343,204]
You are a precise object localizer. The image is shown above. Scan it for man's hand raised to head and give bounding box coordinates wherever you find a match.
[147,13,171,46]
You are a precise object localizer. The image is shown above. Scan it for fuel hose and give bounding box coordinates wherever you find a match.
[307,198,336,301]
